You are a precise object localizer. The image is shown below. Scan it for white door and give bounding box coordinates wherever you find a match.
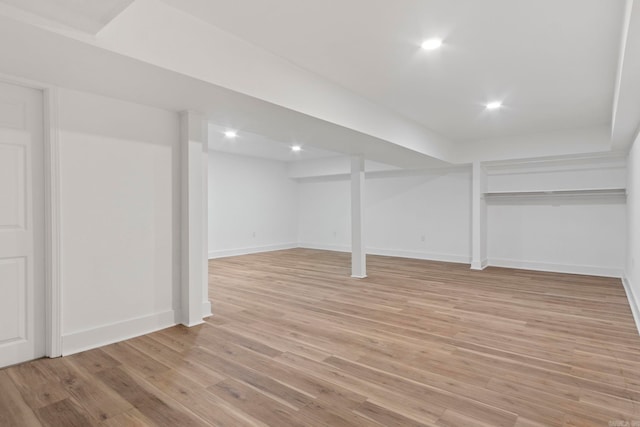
[0,81,44,368]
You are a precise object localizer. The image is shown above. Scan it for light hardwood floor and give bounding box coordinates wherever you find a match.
[1,248,639,426]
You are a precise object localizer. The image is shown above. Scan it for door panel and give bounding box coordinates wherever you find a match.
[0,81,44,368]
[0,258,26,343]
[0,140,26,230]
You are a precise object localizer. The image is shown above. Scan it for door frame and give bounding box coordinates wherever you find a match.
[0,73,62,358]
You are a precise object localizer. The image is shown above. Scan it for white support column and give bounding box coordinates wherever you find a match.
[180,111,207,326]
[201,129,212,318]
[351,155,366,278]
[471,161,488,270]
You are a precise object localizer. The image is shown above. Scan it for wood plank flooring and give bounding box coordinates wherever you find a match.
[2,248,640,426]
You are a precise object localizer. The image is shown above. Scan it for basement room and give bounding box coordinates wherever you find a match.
[0,1,639,426]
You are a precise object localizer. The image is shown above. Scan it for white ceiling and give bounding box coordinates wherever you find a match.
[208,123,340,162]
[0,0,636,165]
[0,13,450,168]
[162,0,626,143]
[0,0,133,33]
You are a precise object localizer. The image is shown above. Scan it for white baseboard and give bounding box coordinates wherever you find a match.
[202,300,212,318]
[622,276,640,336]
[299,243,469,264]
[366,247,470,264]
[488,258,623,278]
[297,242,351,253]
[62,310,176,356]
[470,259,489,270]
[208,243,297,259]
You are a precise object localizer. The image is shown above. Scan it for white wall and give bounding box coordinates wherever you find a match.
[488,200,626,277]
[486,160,627,277]
[59,88,180,354]
[208,152,298,258]
[366,171,471,262]
[297,169,472,263]
[297,178,351,252]
[626,134,640,327]
[297,160,626,276]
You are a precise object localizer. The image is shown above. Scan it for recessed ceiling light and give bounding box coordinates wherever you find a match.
[421,38,443,50]
[224,130,237,138]
[486,101,502,110]
[291,145,302,152]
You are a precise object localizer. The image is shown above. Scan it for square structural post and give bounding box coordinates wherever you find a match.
[351,155,366,278]
[180,111,208,326]
[471,160,488,270]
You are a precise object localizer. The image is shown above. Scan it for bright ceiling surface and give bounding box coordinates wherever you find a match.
[0,0,133,33]
[161,0,626,143]
[0,0,636,165]
[208,124,339,162]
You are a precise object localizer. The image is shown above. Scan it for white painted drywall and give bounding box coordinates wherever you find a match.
[626,134,640,319]
[208,151,298,258]
[297,178,351,252]
[488,200,626,277]
[97,0,453,162]
[487,158,627,192]
[298,162,625,275]
[58,88,180,354]
[287,157,399,179]
[485,159,627,277]
[366,171,472,263]
[297,169,472,263]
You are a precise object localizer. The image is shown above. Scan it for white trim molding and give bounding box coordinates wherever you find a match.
[622,276,640,336]
[202,301,212,318]
[470,259,489,271]
[489,258,623,278]
[208,243,297,259]
[297,243,350,253]
[62,310,176,356]
[367,247,470,265]
[43,87,63,357]
[0,73,64,359]
[297,244,470,265]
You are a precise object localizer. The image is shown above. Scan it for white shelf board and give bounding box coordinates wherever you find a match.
[484,188,626,199]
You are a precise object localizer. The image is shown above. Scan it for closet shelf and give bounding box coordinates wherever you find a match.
[484,188,626,199]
